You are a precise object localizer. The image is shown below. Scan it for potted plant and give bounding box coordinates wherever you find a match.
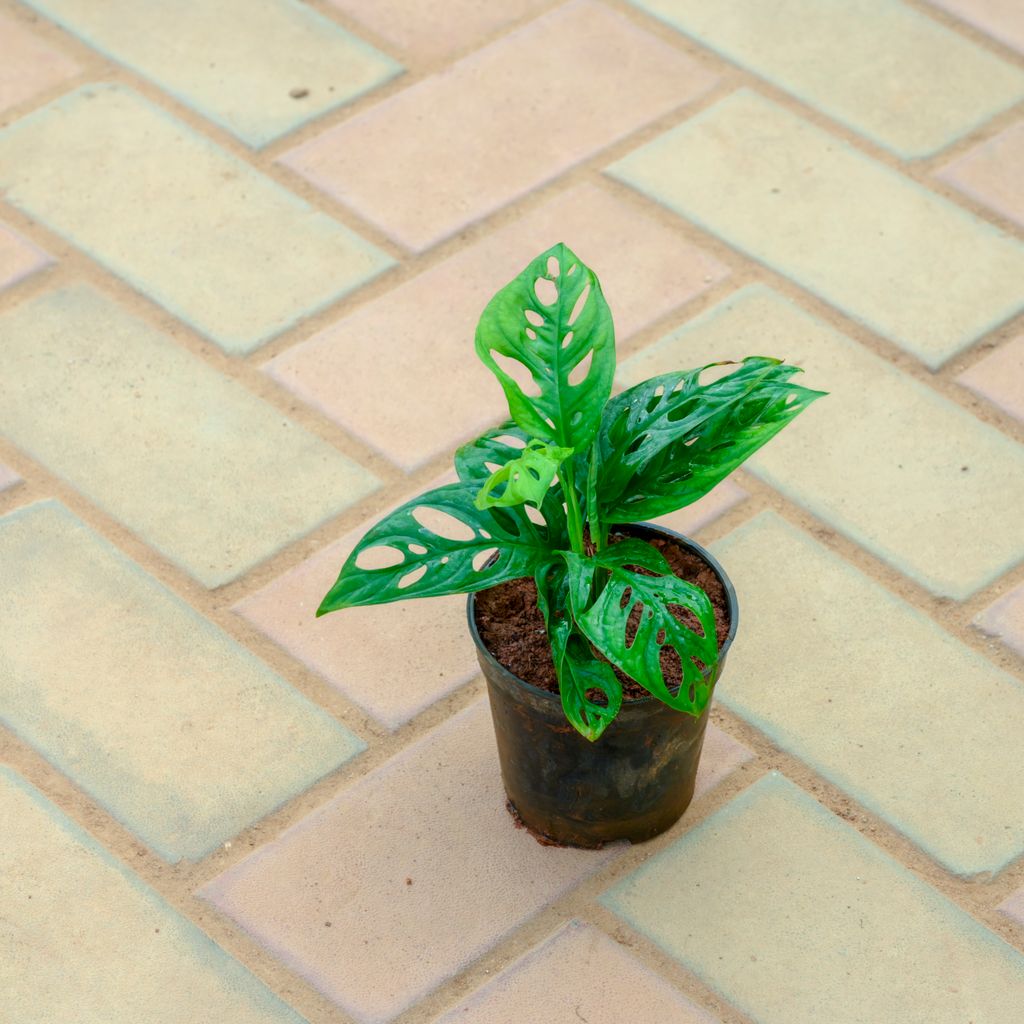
[317,244,824,848]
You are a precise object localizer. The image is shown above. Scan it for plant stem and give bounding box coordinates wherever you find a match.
[560,461,585,555]
[587,444,604,553]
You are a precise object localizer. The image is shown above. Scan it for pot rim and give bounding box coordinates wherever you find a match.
[465,521,739,708]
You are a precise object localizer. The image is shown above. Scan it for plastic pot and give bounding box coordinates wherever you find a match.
[467,523,739,849]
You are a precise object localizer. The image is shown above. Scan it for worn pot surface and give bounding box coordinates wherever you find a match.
[468,524,739,848]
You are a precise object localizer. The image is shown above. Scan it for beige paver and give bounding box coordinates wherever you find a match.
[627,0,1024,157]
[200,700,620,1023]
[0,464,20,491]
[0,84,393,354]
[0,12,79,114]
[610,90,1024,368]
[711,512,1024,876]
[939,120,1024,228]
[0,284,379,587]
[265,183,730,469]
[233,504,478,731]
[432,921,719,1024]
[958,333,1024,423]
[327,0,550,61]
[603,773,1024,1024]
[0,501,364,862]
[0,767,306,1023]
[626,285,1024,598]
[975,583,1024,660]
[279,1,717,251]
[22,0,401,147]
[928,0,1024,55]
[0,223,50,291]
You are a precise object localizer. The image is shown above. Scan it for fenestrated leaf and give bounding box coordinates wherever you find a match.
[475,439,573,510]
[597,357,825,524]
[562,540,718,717]
[317,482,553,614]
[535,561,622,742]
[474,242,615,451]
[455,423,569,544]
[454,422,531,486]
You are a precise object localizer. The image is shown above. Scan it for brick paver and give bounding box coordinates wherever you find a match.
[928,0,1024,55]
[3,1,1024,1020]
[326,0,550,62]
[603,773,1024,1024]
[0,12,79,114]
[975,583,1024,660]
[958,332,1024,423]
[0,223,50,292]
[0,501,363,861]
[432,921,720,1023]
[280,1,717,251]
[22,0,401,147]
[0,84,393,353]
[0,463,20,492]
[0,767,306,1023]
[628,0,1024,157]
[939,120,1024,229]
[0,284,379,587]
[266,183,729,469]
[610,89,1024,368]
[200,701,620,1023]
[712,512,1024,876]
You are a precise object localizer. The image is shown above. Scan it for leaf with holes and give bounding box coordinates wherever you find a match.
[562,540,718,717]
[316,482,553,613]
[455,423,569,544]
[535,561,622,742]
[475,439,573,510]
[597,357,825,524]
[475,242,615,451]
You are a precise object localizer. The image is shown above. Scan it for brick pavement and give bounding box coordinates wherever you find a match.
[1,1,1023,1021]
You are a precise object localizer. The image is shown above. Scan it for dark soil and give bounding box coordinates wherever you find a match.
[474,530,731,702]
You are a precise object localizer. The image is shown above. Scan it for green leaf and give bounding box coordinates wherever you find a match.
[455,423,570,545]
[535,562,622,742]
[454,422,531,486]
[317,482,552,614]
[562,540,718,717]
[475,439,573,510]
[597,357,825,524]
[475,242,615,451]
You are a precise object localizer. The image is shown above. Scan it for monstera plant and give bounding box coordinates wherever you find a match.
[318,243,823,741]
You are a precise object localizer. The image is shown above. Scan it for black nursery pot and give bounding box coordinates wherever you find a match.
[467,524,739,849]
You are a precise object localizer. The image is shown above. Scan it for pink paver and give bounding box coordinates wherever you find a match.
[0,14,80,114]
[200,701,620,1023]
[999,888,1024,928]
[939,120,1024,228]
[0,464,21,491]
[326,0,550,62]
[278,0,717,251]
[233,474,477,731]
[433,921,720,1023]
[958,333,1024,423]
[264,182,730,470]
[655,479,748,539]
[692,723,754,801]
[201,699,749,1023]
[0,224,51,292]
[928,0,1024,55]
[975,583,1024,660]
